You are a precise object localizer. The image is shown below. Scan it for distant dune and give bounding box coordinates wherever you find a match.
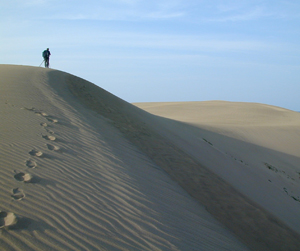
[0,65,300,251]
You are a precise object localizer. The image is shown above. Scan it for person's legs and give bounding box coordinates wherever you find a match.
[45,58,49,68]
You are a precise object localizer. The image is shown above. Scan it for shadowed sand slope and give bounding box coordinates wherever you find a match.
[0,65,250,250]
[67,75,300,251]
[63,68,300,250]
[134,101,300,249]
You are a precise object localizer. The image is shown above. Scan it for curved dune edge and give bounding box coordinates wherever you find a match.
[0,64,299,251]
[0,65,250,251]
[66,74,300,250]
[133,101,300,232]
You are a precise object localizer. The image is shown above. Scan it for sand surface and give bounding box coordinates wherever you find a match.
[134,102,300,229]
[0,65,299,250]
[133,102,300,250]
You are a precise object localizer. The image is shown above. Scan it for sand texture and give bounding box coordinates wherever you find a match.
[0,65,299,250]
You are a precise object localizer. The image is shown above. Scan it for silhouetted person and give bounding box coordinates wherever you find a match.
[42,48,51,68]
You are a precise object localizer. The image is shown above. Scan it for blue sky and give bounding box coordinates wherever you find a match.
[1,0,300,111]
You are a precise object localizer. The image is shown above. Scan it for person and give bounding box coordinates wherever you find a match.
[42,48,51,68]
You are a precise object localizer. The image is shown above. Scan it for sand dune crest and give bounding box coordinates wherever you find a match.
[1,65,299,251]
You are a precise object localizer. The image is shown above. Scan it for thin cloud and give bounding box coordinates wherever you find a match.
[204,6,271,22]
[53,9,185,21]
[201,1,300,22]
[72,31,273,53]
[39,0,186,21]
[145,11,185,19]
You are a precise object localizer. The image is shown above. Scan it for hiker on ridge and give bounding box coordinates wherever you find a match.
[42,48,51,68]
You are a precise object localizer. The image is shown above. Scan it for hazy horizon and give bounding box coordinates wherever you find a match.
[1,0,299,111]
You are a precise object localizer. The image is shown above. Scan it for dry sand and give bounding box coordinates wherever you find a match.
[0,65,299,250]
[133,102,300,250]
[134,102,300,228]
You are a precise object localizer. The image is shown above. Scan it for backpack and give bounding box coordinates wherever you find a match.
[42,50,48,58]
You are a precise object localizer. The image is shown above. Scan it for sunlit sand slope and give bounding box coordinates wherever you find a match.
[0,65,250,251]
[135,101,300,250]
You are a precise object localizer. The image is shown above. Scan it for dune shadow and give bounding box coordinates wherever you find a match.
[135,114,300,251]
[52,70,300,251]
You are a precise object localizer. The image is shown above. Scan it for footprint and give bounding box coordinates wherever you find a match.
[47,135,56,141]
[0,211,18,228]
[42,135,56,141]
[26,159,37,168]
[35,112,48,117]
[29,149,43,157]
[22,107,36,112]
[11,188,25,201]
[46,117,58,123]
[47,144,60,151]
[14,172,33,183]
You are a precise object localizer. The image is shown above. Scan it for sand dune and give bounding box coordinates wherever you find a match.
[0,65,299,251]
[134,102,300,229]
[133,102,300,249]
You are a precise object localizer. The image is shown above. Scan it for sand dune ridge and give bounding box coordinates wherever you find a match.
[0,65,300,251]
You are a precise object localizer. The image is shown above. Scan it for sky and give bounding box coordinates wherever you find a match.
[1,0,300,111]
